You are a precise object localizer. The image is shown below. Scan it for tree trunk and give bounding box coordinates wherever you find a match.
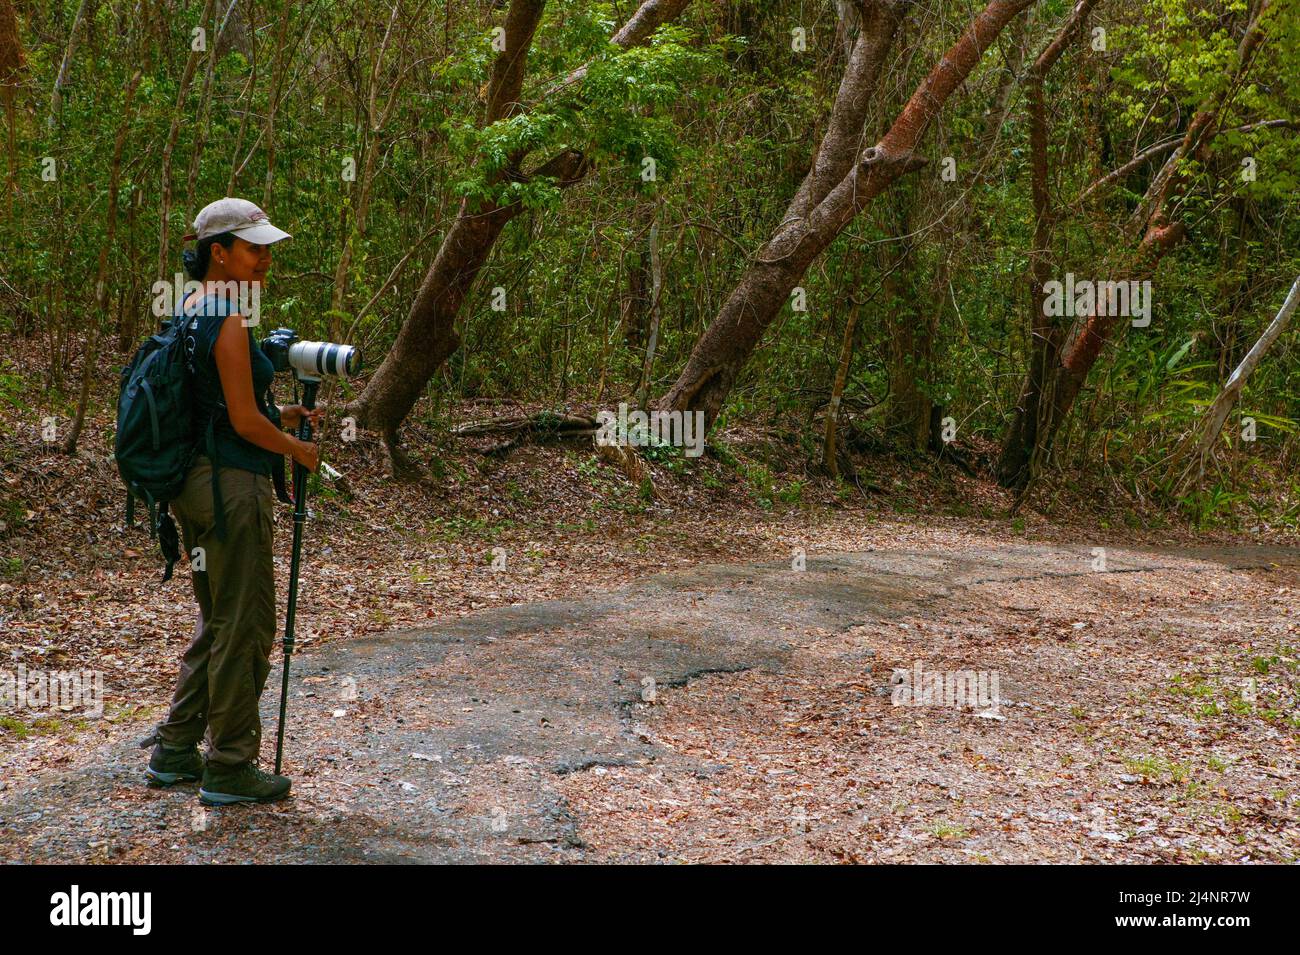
[329,4,407,342]
[116,186,141,351]
[224,33,258,195]
[995,0,1100,489]
[636,210,663,408]
[1018,0,1274,480]
[158,0,218,281]
[184,0,229,221]
[620,203,656,349]
[344,0,693,474]
[658,0,1038,427]
[0,0,22,203]
[821,299,861,477]
[348,145,589,473]
[1170,273,1300,491]
[258,5,295,209]
[621,244,648,349]
[49,0,94,127]
[881,197,931,452]
[64,73,141,454]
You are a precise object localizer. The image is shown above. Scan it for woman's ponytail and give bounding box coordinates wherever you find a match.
[182,232,237,281]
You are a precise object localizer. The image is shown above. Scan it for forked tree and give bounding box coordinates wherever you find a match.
[344,0,694,477]
[655,0,1042,428]
[997,0,1279,490]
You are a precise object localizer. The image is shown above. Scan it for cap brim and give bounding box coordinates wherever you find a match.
[232,222,292,244]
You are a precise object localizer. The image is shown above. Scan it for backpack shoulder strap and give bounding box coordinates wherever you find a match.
[205,408,229,542]
[179,294,231,543]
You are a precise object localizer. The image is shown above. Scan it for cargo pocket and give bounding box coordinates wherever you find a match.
[176,457,215,528]
[257,474,274,545]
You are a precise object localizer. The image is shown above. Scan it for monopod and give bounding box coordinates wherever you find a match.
[274,373,320,775]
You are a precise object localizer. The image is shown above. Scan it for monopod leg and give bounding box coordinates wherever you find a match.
[274,375,320,775]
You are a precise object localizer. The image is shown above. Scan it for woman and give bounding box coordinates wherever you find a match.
[141,197,321,806]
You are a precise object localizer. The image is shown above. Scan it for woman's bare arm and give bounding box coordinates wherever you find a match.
[213,313,318,470]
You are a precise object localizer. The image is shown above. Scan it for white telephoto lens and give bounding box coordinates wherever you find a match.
[288,340,361,377]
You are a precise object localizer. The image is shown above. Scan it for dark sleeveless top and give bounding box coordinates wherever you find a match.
[177,292,279,476]
[172,291,287,542]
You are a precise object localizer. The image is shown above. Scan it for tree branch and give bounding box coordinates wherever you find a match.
[485,0,547,124]
[542,0,693,100]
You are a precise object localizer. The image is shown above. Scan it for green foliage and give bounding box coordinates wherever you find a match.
[1,0,1297,520]
[451,21,730,208]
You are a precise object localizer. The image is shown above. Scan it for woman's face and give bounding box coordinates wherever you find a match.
[212,237,273,287]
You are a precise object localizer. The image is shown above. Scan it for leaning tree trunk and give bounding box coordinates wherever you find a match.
[345,0,693,477]
[349,150,588,477]
[346,191,530,470]
[658,0,1039,428]
[1169,273,1300,492]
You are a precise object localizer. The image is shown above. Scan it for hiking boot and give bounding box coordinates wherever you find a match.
[199,761,292,806]
[144,741,205,787]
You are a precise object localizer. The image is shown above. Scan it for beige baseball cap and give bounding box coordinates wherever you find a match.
[184,197,292,245]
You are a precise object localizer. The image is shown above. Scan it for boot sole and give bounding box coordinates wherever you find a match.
[146,768,201,787]
[199,787,291,806]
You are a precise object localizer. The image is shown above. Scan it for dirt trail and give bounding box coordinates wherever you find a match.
[2,538,1296,863]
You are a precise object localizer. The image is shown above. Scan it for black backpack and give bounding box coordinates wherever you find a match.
[115,300,293,582]
[114,313,207,582]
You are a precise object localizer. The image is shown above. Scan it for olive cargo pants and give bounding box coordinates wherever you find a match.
[158,455,277,767]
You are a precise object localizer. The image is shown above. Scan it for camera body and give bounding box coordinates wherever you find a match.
[260,327,361,378]
[260,327,299,373]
